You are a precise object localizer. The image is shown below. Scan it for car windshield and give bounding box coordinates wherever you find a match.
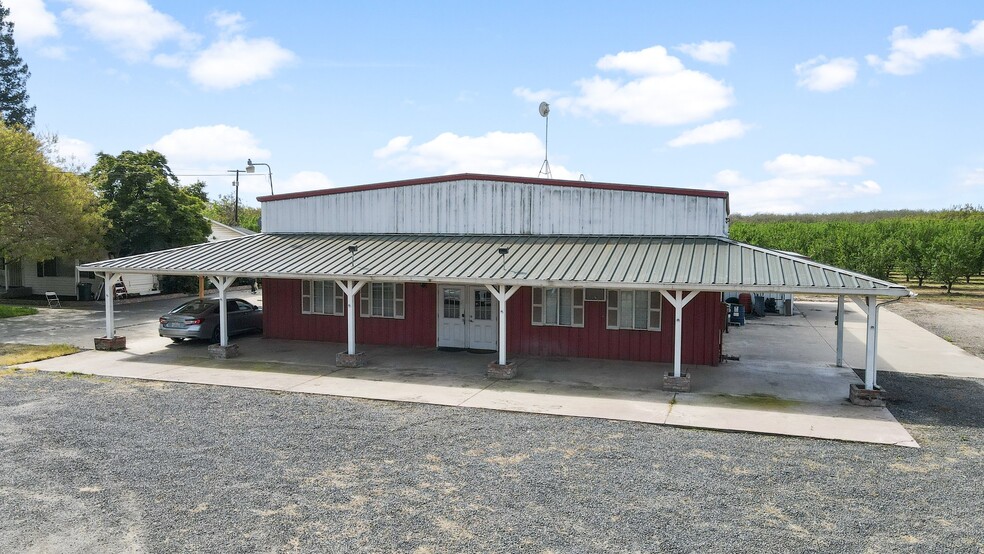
[170,300,216,315]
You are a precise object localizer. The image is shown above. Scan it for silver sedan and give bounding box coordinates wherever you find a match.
[159,298,263,343]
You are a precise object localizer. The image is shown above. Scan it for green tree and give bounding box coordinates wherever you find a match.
[89,150,210,257]
[0,123,105,261]
[931,223,979,294]
[0,2,35,129]
[203,193,261,232]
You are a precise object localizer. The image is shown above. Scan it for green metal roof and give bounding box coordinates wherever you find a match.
[80,233,911,296]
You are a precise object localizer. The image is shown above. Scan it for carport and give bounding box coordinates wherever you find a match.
[79,232,911,405]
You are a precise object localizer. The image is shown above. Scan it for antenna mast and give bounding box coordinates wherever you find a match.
[537,102,552,179]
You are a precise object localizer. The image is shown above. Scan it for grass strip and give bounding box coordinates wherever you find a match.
[0,305,38,318]
[0,343,79,366]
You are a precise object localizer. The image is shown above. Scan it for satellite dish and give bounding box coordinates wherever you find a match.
[538,102,550,117]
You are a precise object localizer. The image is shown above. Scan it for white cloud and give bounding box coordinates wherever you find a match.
[208,10,246,36]
[6,0,59,42]
[279,171,334,194]
[676,41,735,65]
[709,154,882,213]
[963,168,984,187]
[667,119,751,147]
[375,131,579,179]
[763,154,874,177]
[39,45,68,60]
[867,21,984,75]
[61,0,198,62]
[795,56,858,92]
[149,124,270,165]
[51,136,95,169]
[187,37,295,90]
[547,45,734,126]
[596,45,685,75]
[373,136,412,158]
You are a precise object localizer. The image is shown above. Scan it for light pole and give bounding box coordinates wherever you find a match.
[226,169,242,225]
[246,159,273,195]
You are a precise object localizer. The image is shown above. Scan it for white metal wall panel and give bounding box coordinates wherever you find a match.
[263,179,728,236]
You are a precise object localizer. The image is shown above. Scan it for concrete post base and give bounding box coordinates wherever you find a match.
[94,336,126,351]
[487,361,518,379]
[208,343,240,359]
[336,351,367,368]
[663,372,691,392]
[849,383,886,407]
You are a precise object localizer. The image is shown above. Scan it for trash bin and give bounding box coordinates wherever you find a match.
[77,282,93,301]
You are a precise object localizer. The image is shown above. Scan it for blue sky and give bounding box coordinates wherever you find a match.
[7,0,984,214]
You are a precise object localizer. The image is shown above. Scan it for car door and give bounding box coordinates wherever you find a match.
[234,299,260,331]
[225,299,244,335]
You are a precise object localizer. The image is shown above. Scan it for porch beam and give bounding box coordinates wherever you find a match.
[208,276,236,347]
[659,290,700,378]
[338,280,367,355]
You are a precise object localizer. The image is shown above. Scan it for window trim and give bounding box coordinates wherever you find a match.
[359,282,405,319]
[531,287,584,328]
[606,290,662,331]
[301,280,345,316]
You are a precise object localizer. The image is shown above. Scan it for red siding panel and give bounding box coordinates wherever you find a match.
[262,279,436,348]
[263,280,723,365]
[505,288,723,365]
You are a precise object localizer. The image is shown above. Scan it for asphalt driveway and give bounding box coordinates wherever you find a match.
[0,291,262,349]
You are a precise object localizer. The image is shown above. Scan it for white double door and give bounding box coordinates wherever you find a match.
[438,285,498,350]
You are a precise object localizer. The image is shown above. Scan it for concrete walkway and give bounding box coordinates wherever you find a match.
[23,300,927,448]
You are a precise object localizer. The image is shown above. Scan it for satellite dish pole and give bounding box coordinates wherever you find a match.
[537,102,552,179]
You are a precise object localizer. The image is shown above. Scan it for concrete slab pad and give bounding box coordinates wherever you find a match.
[666,393,918,448]
[462,380,673,424]
[288,375,487,406]
[847,307,984,379]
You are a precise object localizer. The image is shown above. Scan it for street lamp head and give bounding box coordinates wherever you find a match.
[245,159,255,174]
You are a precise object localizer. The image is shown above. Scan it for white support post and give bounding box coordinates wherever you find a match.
[486,284,519,366]
[836,295,845,368]
[338,280,367,355]
[3,261,9,292]
[208,276,235,347]
[864,295,879,390]
[102,272,118,338]
[659,290,700,378]
[849,295,880,390]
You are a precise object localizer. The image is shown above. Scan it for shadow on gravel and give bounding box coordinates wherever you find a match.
[877,370,984,429]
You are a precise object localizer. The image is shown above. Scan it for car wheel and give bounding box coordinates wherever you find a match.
[210,326,220,344]
[170,337,184,343]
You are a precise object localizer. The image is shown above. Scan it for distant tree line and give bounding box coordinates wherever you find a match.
[730,206,984,293]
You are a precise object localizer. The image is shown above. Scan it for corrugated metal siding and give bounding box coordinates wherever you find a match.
[80,233,910,296]
[262,179,729,237]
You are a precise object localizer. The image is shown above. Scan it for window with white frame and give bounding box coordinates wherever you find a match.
[360,282,405,319]
[606,290,662,331]
[531,287,584,327]
[301,280,345,315]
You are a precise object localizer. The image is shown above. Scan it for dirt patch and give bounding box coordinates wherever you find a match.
[887,302,984,359]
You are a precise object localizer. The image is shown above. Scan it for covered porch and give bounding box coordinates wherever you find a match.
[79,232,912,404]
[25,305,918,447]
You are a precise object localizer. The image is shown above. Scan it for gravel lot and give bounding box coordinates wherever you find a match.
[1,369,982,553]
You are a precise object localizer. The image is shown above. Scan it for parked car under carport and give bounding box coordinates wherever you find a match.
[159,298,262,343]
